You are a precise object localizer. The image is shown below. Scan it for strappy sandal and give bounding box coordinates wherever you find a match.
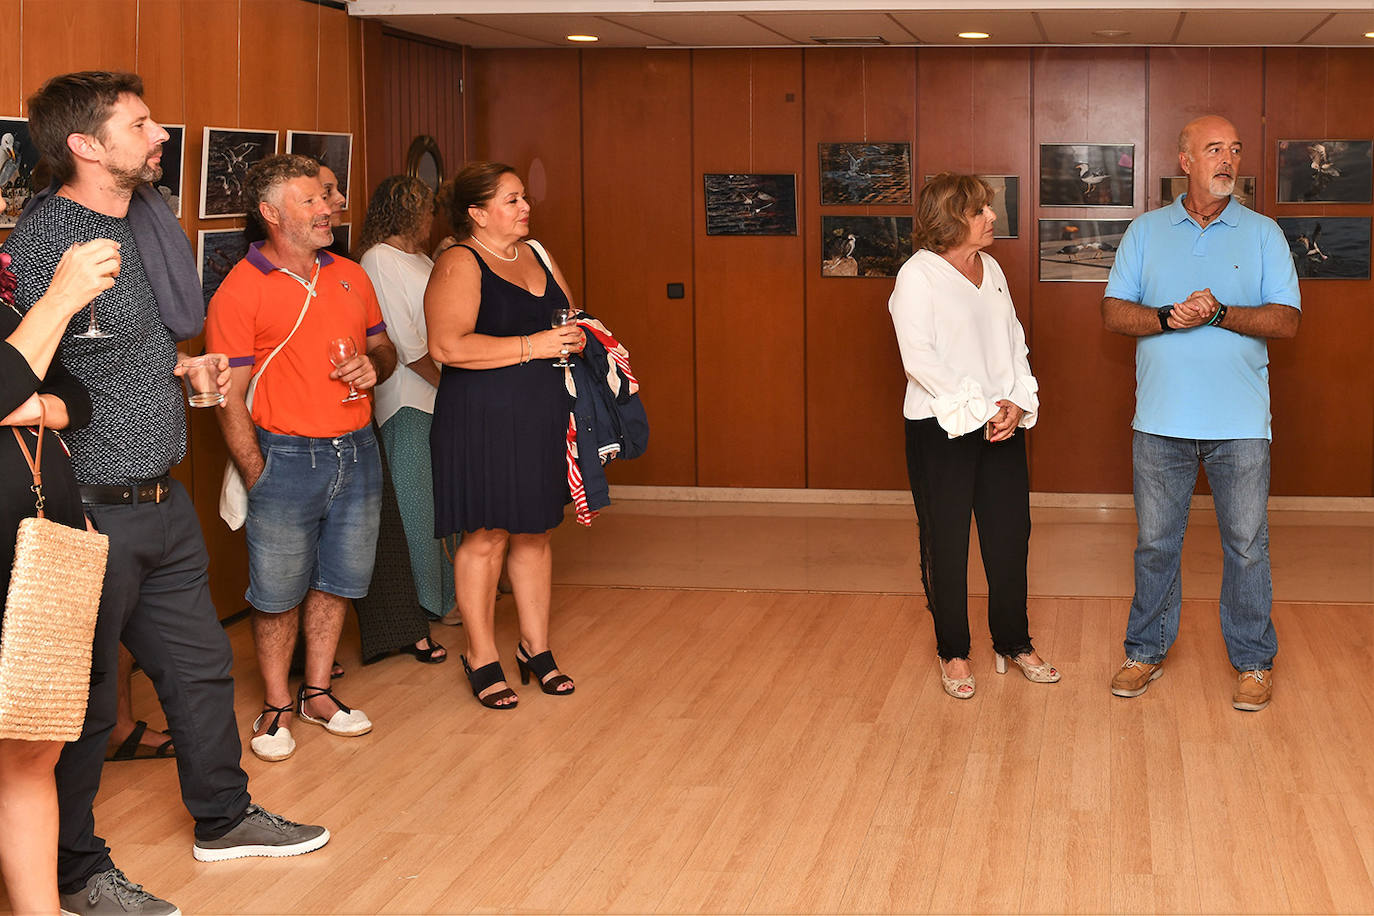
[105,720,176,761]
[250,703,296,762]
[401,637,447,664]
[296,684,373,736]
[516,643,575,695]
[461,656,518,709]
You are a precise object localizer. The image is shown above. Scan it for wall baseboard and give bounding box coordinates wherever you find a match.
[607,485,1374,513]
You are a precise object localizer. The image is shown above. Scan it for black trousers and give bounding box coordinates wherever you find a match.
[56,480,250,892]
[904,418,1034,660]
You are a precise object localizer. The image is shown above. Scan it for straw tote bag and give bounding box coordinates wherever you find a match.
[0,400,109,741]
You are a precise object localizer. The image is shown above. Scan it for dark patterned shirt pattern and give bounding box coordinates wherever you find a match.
[0,196,186,484]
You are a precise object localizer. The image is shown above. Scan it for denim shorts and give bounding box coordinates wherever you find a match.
[245,424,382,612]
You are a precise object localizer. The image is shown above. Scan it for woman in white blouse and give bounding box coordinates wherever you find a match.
[889,173,1059,699]
[357,176,456,643]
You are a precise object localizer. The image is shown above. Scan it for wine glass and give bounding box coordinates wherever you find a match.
[74,300,111,339]
[551,307,577,368]
[328,336,367,403]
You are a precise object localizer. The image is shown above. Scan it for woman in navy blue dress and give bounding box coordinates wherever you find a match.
[425,162,582,709]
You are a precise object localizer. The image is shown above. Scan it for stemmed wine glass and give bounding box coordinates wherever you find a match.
[74,300,111,339]
[328,336,368,403]
[551,307,577,368]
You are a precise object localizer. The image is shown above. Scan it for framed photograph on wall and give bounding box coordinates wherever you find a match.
[200,127,279,218]
[1158,175,1256,210]
[332,222,350,254]
[1277,217,1371,280]
[703,173,797,236]
[0,117,40,228]
[197,228,249,306]
[1276,140,1372,204]
[1038,218,1130,282]
[821,216,913,278]
[1040,143,1134,207]
[156,124,185,218]
[818,142,912,205]
[925,173,1020,238]
[286,130,353,202]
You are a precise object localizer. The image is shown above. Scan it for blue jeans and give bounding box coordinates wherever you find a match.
[245,425,382,612]
[1125,431,1276,671]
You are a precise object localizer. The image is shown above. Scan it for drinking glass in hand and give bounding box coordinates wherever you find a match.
[74,299,111,339]
[551,307,577,368]
[328,336,368,403]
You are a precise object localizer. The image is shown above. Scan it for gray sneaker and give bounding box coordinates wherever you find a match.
[192,804,330,862]
[58,868,180,915]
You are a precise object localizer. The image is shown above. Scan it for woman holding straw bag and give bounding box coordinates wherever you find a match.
[0,219,120,914]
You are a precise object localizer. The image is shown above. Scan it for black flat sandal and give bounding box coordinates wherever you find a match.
[516,643,575,695]
[461,656,519,709]
[401,637,447,664]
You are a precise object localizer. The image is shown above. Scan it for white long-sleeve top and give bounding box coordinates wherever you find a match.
[888,248,1039,438]
[360,242,437,425]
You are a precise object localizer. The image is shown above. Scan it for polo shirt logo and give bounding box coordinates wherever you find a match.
[340,280,351,291]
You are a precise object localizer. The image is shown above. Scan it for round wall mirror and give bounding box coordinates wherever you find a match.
[405,135,444,191]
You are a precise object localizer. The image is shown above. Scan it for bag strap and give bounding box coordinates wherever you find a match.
[526,239,550,271]
[245,260,319,408]
[10,397,48,518]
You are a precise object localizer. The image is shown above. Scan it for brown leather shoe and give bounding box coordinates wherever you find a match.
[1110,658,1163,697]
[1233,669,1272,711]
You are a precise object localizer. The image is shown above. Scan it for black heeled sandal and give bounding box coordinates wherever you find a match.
[516,643,575,695]
[461,656,519,709]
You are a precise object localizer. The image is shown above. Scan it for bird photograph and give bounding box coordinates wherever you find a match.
[820,216,912,278]
[0,120,40,227]
[201,127,278,217]
[1039,218,1129,281]
[1278,216,1371,280]
[818,142,912,205]
[1277,139,1373,204]
[703,173,797,236]
[1040,143,1133,207]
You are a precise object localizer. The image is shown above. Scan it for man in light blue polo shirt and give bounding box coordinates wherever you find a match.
[1101,114,1300,712]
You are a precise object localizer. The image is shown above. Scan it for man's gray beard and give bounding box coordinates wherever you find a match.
[109,161,162,192]
[1209,175,1235,197]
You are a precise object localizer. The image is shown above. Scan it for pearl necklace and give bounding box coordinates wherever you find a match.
[470,234,519,262]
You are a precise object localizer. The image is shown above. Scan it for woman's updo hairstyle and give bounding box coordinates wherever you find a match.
[439,161,518,238]
[914,172,994,254]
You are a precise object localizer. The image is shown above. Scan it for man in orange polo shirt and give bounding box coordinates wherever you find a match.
[208,154,397,763]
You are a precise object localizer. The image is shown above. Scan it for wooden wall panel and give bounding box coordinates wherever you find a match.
[21,0,139,89]
[1267,48,1374,495]
[466,49,583,304]
[1028,49,1148,493]
[0,0,18,113]
[803,48,914,490]
[582,50,697,487]
[692,50,807,487]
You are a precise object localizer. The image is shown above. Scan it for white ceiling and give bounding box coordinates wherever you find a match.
[345,1,1374,49]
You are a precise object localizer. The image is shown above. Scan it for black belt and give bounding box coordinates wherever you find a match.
[80,476,174,506]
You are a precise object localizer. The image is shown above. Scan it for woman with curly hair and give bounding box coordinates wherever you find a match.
[353,175,452,664]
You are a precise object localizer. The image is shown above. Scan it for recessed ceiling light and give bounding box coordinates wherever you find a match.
[567,34,599,42]
[1093,28,1131,38]
[958,31,990,40]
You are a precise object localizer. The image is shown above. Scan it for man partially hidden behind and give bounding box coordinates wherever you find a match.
[208,154,396,763]
[1101,114,1301,711]
[1,72,328,916]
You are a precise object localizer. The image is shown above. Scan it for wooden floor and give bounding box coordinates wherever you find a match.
[45,589,1374,914]
[7,502,1374,914]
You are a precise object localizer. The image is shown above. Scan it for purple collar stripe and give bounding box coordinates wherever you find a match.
[228,356,255,367]
[245,240,336,274]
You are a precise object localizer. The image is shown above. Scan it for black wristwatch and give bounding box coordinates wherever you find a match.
[1157,306,1173,332]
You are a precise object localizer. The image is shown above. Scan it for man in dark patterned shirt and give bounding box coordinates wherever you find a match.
[2,71,329,916]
